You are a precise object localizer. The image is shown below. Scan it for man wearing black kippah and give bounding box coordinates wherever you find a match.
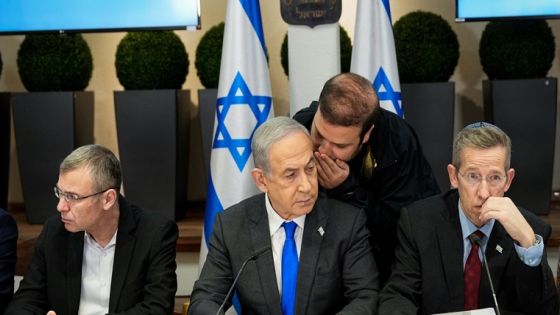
[379,122,558,314]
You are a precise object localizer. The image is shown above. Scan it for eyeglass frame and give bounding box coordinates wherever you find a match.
[456,170,508,187]
[54,185,116,203]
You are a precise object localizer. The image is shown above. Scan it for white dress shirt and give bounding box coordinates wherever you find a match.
[78,230,117,315]
[265,193,306,295]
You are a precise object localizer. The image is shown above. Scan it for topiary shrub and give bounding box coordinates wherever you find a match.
[393,11,459,83]
[196,23,224,89]
[115,31,189,90]
[281,25,352,77]
[479,20,555,80]
[17,34,93,91]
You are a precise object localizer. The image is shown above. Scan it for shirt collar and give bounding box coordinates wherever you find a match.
[458,200,494,241]
[84,228,118,249]
[265,193,306,237]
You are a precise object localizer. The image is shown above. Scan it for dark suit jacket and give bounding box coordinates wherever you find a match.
[0,208,17,314]
[5,197,178,315]
[379,190,559,315]
[294,102,440,286]
[189,193,379,315]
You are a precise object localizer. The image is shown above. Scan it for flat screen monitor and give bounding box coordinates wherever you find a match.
[0,0,201,34]
[456,0,560,22]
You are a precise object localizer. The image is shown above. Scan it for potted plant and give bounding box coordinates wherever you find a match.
[114,30,189,221]
[12,34,94,223]
[195,22,223,178]
[280,24,352,76]
[480,19,556,214]
[393,10,459,191]
[0,50,9,211]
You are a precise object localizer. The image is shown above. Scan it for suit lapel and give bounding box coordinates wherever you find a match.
[480,223,510,306]
[295,201,326,315]
[67,232,85,314]
[437,191,466,309]
[108,198,137,312]
[248,195,282,315]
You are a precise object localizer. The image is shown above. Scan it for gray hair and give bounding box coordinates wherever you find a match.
[251,117,310,174]
[452,122,512,170]
[60,144,122,191]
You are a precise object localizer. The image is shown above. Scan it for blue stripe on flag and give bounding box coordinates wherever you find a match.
[381,0,392,23]
[239,0,267,55]
[373,67,402,116]
[203,176,224,244]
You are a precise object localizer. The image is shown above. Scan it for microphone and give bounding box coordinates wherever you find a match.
[469,233,501,315]
[216,245,271,315]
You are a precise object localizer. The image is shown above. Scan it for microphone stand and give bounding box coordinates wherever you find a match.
[470,234,501,315]
[216,246,271,315]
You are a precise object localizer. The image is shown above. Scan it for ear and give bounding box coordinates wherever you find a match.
[251,168,268,193]
[102,188,118,210]
[503,168,515,192]
[448,164,459,188]
[361,124,375,144]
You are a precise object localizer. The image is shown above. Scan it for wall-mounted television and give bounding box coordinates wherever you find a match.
[0,0,200,35]
[456,0,560,22]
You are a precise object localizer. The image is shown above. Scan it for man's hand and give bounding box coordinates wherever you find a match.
[314,152,350,189]
[479,196,536,248]
[47,311,57,315]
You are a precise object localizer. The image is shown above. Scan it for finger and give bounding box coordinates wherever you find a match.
[314,153,329,178]
[319,153,340,173]
[316,167,328,185]
[335,158,349,171]
[315,153,335,178]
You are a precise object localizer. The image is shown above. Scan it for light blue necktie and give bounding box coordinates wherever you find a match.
[281,221,298,315]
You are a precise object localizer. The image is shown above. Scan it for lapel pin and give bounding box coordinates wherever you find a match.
[318,226,325,236]
[496,244,503,254]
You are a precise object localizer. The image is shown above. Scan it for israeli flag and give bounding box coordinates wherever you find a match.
[198,0,273,311]
[350,0,402,117]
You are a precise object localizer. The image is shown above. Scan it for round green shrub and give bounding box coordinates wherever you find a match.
[394,11,459,83]
[479,20,555,80]
[17,34,93,91]
[281,25,352,77]
[196,23,224,89]
[115,31,189,90]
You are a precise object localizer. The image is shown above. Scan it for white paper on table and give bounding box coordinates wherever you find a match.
[433,308,496,315]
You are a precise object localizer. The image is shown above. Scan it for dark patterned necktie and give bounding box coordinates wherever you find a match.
[464,230,484,310]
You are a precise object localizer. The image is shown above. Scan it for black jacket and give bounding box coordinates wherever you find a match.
[379,190,558,315]
[5,197,178,315]
[294,102,440,285]
[0,208,17,314]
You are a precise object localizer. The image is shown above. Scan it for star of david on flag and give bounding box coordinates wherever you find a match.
[198,0,273,313]
[214,72,272,172]
[351,0,403,117]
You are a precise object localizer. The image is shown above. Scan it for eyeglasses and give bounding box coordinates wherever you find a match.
[54,185,114,203]
[457,171,507,187]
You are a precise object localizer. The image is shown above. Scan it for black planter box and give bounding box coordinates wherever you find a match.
[198,89,218,180]
[483,78,557,215]
[402,82,455,192]
[115,90,190,221]
[0,93,10,211]
[12,92,94,223]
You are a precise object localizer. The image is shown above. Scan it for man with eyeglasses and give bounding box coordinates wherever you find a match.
[6,144,178,315]
[379,122,558,314]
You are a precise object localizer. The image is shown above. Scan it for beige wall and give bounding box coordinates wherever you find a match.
[2,0,560,203]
